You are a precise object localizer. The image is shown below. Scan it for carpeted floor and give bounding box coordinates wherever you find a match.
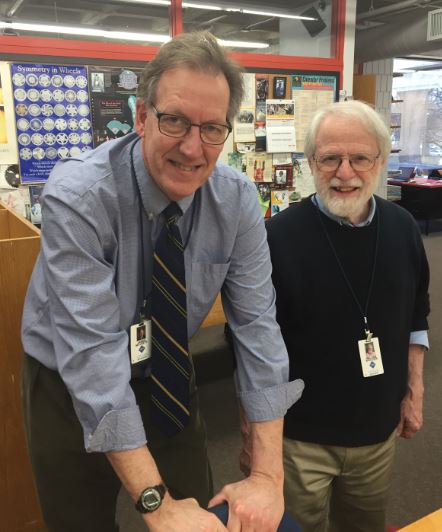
[117,224,442,531]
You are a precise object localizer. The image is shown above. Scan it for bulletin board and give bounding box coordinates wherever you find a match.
[230,69,339,217]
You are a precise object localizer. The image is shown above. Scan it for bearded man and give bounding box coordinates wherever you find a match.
[265,100,430,532]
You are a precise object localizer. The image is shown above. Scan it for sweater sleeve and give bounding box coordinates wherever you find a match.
[411,222,430,331]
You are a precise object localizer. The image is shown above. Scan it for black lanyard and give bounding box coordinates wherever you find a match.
[314,199,380,339]
[129,138,198,314]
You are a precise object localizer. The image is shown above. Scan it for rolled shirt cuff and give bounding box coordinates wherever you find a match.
[410,330,429,350]
[237,379,305,422]
[87,405,147,453]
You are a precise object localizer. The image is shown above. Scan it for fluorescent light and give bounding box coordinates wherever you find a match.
[119,0,170,4]
[131,0,316,20]
[182,3,222,9]
[0,21,170,42]
[225,8,316,21]
[0,21,269,48]
[218,39,269,49]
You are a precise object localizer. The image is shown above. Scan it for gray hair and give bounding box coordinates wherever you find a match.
[304,100,391,161]
[137,31,244,123]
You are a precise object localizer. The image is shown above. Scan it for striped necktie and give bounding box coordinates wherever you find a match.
[150,203,191,436]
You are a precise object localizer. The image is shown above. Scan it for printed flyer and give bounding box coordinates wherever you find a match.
[89,66,141,146]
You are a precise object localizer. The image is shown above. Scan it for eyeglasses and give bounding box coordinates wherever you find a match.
[313,153,381,172]
[151,104,232,145]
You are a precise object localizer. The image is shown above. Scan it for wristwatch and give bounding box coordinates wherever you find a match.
[135,484,167,513]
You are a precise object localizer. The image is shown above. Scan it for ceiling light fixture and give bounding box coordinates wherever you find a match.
[115,0,316,20]
[182,3,222,10]
[0,20,270,48]
[225,8,316,20]
[0,21,170,42]
[120,0,170,4]
[218,39,269,48]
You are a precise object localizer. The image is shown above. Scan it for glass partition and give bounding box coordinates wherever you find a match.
[0,0,170,46]
[182,0,334,57]
[389,58,442,174]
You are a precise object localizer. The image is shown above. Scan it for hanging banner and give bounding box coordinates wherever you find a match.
[11,63,94,183]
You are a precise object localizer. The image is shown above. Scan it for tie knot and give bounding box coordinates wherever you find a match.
[163,202,181,225]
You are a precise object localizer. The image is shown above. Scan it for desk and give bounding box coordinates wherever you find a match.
[387,178,442,234]
[399,508,442,531]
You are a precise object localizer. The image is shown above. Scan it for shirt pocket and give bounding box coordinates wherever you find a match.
[188,261,230,331]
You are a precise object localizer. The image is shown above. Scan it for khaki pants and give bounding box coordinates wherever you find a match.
[22,355,213,532]
[283,432,397,532]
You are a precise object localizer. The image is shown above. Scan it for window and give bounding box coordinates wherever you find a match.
[390,59,442,170]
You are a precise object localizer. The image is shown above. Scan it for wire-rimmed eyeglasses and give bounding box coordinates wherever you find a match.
[313,153,381,172]
[151,104,232,145]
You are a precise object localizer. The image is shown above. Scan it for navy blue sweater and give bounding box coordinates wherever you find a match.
[267,196,430,446]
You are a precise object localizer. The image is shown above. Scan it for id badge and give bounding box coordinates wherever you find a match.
[130,319,151,364]
[358,337,384,377]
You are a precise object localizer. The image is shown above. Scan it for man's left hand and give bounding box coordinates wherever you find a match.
[397,386,423,438]
[208,473,284,532]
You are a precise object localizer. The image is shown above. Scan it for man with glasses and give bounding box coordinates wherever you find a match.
[265,100,430,532]
[21,31,303,532]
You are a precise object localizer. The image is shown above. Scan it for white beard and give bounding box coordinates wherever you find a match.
[314,175,379,223]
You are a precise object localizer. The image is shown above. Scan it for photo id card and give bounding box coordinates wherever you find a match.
[130,319,151,364]
[358,337,384,377]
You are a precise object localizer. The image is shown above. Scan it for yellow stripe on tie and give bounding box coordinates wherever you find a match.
[151,395,184,429]
[151,316,189,357]
[152,276,187,317]
[154,252,186,293]
[151,337,190,378]
[151,375,190,415]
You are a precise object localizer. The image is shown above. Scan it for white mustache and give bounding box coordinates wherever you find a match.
[329,178,363,188]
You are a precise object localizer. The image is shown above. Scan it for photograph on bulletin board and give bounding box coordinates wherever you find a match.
[89,66,142,147]
[10,63,94,184]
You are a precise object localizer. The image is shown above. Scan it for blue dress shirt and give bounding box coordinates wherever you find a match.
[22,133,304,452]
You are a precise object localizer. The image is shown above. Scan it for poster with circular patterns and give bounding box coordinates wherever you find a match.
[11,63,93,183]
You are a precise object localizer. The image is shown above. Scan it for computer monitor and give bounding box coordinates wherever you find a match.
[394,166,416,181]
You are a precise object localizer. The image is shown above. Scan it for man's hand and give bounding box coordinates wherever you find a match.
[209,414,284,531]
[397,385,423,438]
[107,447,227,531]
[208,473,284,532]
[146,495,228,532]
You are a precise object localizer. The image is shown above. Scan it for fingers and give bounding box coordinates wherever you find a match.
[208,491,227,509]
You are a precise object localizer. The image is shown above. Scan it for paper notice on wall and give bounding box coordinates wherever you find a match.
[295,158,316,198]
[241,73,256,108]
[265,99,296,153]
[292,74,336,152]
[234,107,256,143]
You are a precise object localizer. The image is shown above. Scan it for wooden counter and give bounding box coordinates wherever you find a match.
[0,202,45,531]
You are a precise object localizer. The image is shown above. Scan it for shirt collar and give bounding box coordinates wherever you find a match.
[132,137,195,219]
[312,193,376,227]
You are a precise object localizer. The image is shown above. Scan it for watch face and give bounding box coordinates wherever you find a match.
[141,488,161,512]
